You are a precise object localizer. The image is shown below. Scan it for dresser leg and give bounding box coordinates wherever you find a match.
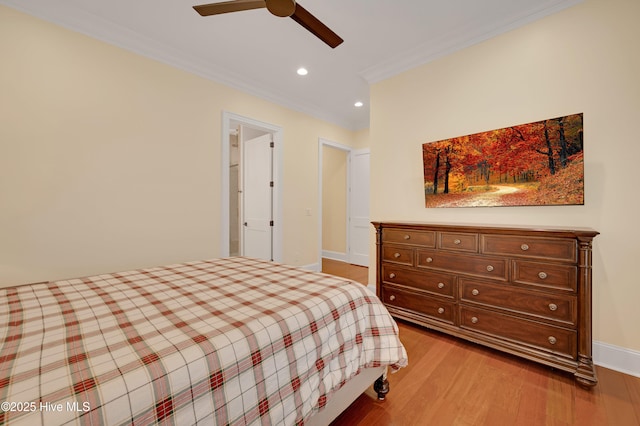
[575,355,598,387]
[373,375,390,400]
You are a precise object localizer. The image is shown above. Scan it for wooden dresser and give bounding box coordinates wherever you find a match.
[372,222,599,386]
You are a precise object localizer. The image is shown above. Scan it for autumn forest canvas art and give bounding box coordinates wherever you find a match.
[422,113,584,208]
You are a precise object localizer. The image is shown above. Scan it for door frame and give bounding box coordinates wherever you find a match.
[317,138,352,269]
[221,111,283,261]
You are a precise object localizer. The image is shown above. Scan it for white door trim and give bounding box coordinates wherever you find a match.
[221,111,283,262]
[318,138,352,270]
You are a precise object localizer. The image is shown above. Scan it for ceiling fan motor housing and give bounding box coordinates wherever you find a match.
[266,0,296,17]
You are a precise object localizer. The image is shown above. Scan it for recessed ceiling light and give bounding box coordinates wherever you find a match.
[297,67,308,76]
[354,101,364,108]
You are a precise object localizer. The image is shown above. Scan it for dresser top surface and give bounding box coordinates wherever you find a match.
[371,221,599,239]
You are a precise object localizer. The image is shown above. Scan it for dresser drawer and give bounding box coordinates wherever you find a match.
[512,261,577,292]
[382,228,436,247]
[460,278,576,326]
[481,235,577,262]
[417,249,508,281]
[382,285,455,324]
[382,245,414,266]
[460,306,577,359]
[382,264,455,298]
[438,232,478,252]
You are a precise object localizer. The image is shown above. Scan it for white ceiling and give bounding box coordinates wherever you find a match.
[2,0,582,130]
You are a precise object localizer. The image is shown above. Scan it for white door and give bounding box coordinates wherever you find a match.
[349,149,370,266]
[243,133,273,260]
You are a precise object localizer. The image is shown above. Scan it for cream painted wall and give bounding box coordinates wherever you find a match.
[0,5,355,286]
[353,128,370,150]
[322,145,348,254]
[370,0,640,352]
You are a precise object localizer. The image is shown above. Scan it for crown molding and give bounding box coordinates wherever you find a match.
[1,0,360,131]
[360,0,584,84]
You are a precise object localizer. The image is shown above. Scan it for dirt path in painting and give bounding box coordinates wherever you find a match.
[437,185,521,207]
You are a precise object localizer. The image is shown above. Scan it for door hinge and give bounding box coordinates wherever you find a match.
[270,141,275,148]
[270,220,274,227]
[270,181,274,187]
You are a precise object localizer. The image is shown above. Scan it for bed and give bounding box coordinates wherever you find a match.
[0,257,408,425]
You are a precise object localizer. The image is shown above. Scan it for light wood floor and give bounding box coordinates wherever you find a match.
[322,259,640,426]
[322,258,369,285]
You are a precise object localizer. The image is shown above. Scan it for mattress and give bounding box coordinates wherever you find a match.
[0,257,407,425]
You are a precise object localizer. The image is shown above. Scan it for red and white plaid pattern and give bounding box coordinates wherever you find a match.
[0,257,407,425]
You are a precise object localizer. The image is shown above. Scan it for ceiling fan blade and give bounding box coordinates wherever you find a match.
[193,0,266,17]
[290,3,343,48]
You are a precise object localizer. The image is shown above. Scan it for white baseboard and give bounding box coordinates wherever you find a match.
[594,340,640,378]
[300,262,321,272]
[322,250,348,262]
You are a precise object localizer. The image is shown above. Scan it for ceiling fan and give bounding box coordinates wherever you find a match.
[193,0,344,48]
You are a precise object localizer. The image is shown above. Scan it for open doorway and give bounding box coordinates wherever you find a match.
[321,143,349,261]
[221,111,283,262]
[318,138,370,275]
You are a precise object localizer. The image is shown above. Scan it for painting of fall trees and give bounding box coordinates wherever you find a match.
[423,113,584,208]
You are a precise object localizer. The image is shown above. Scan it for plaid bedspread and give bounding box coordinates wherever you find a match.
[0,257,407,425]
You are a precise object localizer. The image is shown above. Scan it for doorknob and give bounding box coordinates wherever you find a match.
[244,222,248,226]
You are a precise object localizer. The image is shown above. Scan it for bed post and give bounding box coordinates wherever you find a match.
[373,375,390,400]
[372,224,390,401]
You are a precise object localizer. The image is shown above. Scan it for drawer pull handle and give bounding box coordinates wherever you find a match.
[454,239,461,245]
[438,307,445,314]
[538,272,548,279]
[426,257,433,263]
[521,244,530,251]
[438,282,445,289]
[471,317,479,324]
[548,336,557,345]
[471,289,479,296]
[486,265,494,272]
[394,252,401,258]
[404,234,411,240]
[389,295,396,301]
[548,303,558,311]
[389,273,396,279]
